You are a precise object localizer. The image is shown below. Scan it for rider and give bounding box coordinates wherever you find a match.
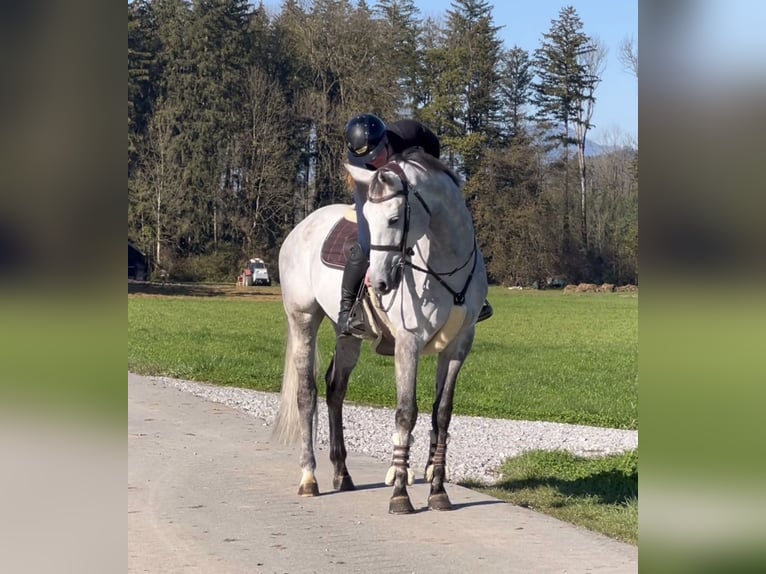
[338,113,493,336]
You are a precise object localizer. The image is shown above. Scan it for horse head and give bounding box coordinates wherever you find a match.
[345,160,430,294]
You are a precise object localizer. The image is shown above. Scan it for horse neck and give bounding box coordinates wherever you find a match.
[416,188,475,269]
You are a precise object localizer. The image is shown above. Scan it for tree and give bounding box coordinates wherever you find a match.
[128,0,159,173]
[375,0,423,114]
[234,66,295,256]
[129,100,188,269]
[127,0,636,285]
[282,0,400,210]
[269,0,315,223]
[497,45,533,141]
[186,0,252,250]
[618,34,638,79]
[441,0,503,178]
[587,128,638,284]
[415,16,453,161]
[128,0,192,265]
[574,36,606,249]
[469,141,557,286]
[148,0,200,257]
[532,5,594,263]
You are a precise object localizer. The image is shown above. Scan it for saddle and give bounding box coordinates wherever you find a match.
[320,210,466,356]
[320,211,358,269]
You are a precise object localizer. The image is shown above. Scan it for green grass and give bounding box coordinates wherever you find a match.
[128,286,637,429]
[464,449,638,544]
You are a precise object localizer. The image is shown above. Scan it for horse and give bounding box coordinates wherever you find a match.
[274,149,488,514]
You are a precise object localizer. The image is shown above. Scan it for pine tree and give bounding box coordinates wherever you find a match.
[415,16,452,158]
[497,46,532,142]
[186,0,252,251]
[128,0,160,175]
[441,0,503,179]
[374,0,423,115]
[532,5,593,264]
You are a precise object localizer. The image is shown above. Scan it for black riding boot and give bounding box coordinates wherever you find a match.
[338,242,368,336]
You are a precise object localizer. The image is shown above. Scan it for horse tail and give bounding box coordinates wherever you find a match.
[272,320,319,444]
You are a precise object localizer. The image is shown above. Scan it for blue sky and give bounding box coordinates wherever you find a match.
[413,0,638,144]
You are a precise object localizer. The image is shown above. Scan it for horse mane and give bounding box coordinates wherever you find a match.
[396,148,462,189]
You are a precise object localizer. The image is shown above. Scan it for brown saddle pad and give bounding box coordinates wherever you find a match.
[321,212,358,270]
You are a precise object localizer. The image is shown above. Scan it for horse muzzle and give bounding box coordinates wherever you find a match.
[370,254,402,295]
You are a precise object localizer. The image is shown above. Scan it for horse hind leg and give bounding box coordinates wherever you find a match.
[273,309,323,497]
[324,335,362,491]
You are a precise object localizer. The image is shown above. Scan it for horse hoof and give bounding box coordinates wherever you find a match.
[298,482,319,497]
[428,492,453,511]
[333,474,355,491]
[389,496,415,514]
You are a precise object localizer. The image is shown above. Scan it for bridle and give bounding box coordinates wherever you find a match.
[367,161,478,305]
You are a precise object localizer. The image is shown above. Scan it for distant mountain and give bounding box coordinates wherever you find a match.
[541,138,635,161]
[534,125,636,158]
[585,139,608,157]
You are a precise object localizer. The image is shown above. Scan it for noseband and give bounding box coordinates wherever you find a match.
[367,161,478,305]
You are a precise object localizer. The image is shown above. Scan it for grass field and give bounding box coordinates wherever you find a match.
[128,282,638,542]
[128,284,637,429]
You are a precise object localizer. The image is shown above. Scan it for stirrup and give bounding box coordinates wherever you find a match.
[477,300,493,323]
[345,301,368,338]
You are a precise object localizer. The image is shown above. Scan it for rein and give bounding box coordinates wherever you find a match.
[368,161,477,306]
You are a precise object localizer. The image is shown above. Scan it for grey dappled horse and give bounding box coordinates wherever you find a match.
[274,150,488,513]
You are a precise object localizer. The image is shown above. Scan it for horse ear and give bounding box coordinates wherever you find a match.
[378,170,400,189]
[345,163,375,186]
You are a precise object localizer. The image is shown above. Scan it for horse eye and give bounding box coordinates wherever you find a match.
[388,216,400,226]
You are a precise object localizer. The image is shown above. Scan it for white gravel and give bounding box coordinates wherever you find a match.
[150,375,637,485]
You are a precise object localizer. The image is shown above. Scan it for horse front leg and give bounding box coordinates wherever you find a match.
[426,330,475,511]
[386,336,419,514]
[325,336,362,491]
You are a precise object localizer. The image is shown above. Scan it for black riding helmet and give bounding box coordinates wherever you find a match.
[344,114,387,168]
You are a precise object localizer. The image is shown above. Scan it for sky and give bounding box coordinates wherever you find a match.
[413,0,638,145]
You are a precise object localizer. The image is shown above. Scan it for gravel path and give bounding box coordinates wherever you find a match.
[150,375,637,484]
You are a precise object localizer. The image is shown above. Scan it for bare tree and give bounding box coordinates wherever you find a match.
[129,101,185,269]
[574,37,607,249]
[618,34,638,79]
[237,66,293,255]
[587,126,638,283]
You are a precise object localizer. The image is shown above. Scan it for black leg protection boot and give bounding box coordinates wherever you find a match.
[338,242,368,336]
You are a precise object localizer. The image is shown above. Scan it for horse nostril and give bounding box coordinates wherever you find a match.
[376,280,388,293]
